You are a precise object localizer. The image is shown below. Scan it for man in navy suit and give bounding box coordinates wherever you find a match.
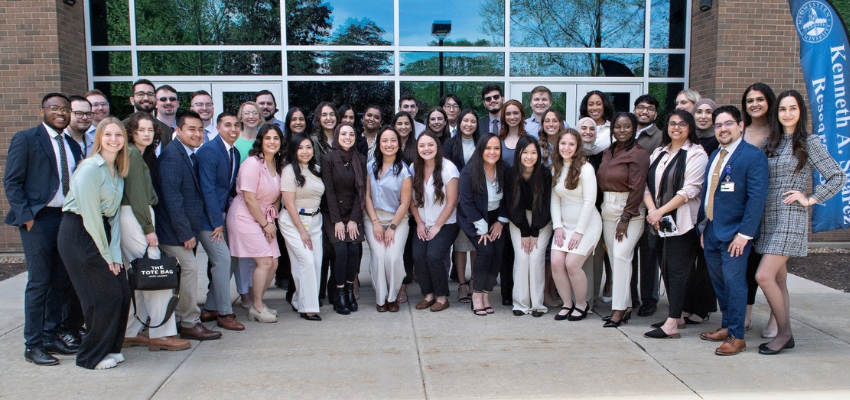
[697,105,768,356]
[4,93,84,365]
[195,112,244,331]
[154,111,222,341]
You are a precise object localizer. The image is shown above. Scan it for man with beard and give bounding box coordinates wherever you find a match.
[124,79,173,151]
[65,95,94,157]
[254,90,285,131]
[478,84,504,135]
[155,85,179,131]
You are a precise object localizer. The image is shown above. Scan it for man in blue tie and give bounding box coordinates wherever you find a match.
[5,93,84,365]
[697,105,768,356]
[190,90,216,144]
[155,111,223,341]
[195,112,245,331]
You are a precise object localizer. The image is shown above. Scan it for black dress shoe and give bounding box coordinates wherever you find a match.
[644,327,681,339]
[502,299,512,306]
[758,336,795,355]
[300,313,322,321]
[512,310,525,316]
[637,304,657,317]
[43,340,78,355]
[531,310,545,318]
[25,347,59,366]
[58,332,82,348]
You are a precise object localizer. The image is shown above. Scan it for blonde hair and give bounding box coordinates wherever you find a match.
[90,117,130,177]
[677,89,701,105]
[238,101,263,125]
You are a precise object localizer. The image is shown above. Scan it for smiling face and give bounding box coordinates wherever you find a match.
[218,115,241,146]
[504,105,522,128]
[428,111,446,132]
[320,105,337,132]
[240,104,261,129]
[256,94,277,121]
[443,98,460,122]
[579,119,596,144]
[519,143,539,170]
[483,90,503,114]
[341,109,356,125]
[134,118,155,148]
[694,103,714,130]
[176,116,204,149]
[714,112,743,146]
[559,132,578,160]
[41,96,71,131]
[295,138,313,165]
[363,107,382,132]
[612,115,634,145]
[400,100,419,119]
[379,129,399,157]
[337,125,356,151]
[530,92,551,117]
[130,83,156,113]
[394,115,412,140]
[482,136,501,166]
[262,129,281,155]
[100,122,125,158]
[417,135,438,161]
[87,94,110,124]
[190,94,214,123]
[460,113,478,137]
[69,99,93,134]
[667,115,688,144]
[675,94,695,113]
[542,111,561,137]
[745,90,769,119]
[586,94,604,123]
[777,96,800,133]
[289,110,306,134]
[156,88,178,117]
[634,102,657,126]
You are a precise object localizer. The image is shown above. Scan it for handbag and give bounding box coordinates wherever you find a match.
[127,246,181,329]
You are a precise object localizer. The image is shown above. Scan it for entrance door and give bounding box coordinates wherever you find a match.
[511,83,644,126]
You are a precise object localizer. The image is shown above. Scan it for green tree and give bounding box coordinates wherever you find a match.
[326,18,393,75]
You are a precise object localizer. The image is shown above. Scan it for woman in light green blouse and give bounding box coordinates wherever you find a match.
[57,117,131,370]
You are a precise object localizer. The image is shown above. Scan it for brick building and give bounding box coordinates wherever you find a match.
[0,0,847,253]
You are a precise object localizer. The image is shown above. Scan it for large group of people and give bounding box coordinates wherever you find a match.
[5,79,846,370]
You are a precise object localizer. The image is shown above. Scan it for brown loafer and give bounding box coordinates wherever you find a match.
[178,323,222,341]
[149,336,191,352]
[387,301,400,312]
[122,333,150,348]
[700,327,728,342]
[430,300,450,312]
[376,303,388,312]
[715,336,746,356]
[217,314,245,331]
[415,298,436,310]
[200,310,219,322]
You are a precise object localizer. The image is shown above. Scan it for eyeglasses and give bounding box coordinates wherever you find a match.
[43,105,71,114]
[667,121,688,128]
[636,105,657,112]
[444,103,459,109]
[72,111,94,119]
[242,111,259,116]
[484,94,501,102]
[90,102,109,108]
[158,96,178,102]
[134,91,155,98]
[714,121,738,130]
[193,102,213,108]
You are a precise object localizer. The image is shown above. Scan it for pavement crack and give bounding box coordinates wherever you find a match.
[407,302,429,400]
[617,327,705,399]
[148,338,204,400]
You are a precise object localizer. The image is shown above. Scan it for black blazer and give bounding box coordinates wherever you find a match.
[503,167,552,237]
[4,124,84,226]
[478,116,497,136]
[444,132,480,172]
[457,165,508,238]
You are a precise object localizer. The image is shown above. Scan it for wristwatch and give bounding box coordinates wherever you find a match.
[389,223,397,230]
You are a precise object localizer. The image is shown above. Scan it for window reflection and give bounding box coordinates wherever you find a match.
[285,0,393,46]
[288,81,394,123]
[92,52,131,77]
[400,52,503,76]
[135,0,281,45]
[511,53,643,77]
[649,82,685,123]
[399,0,504,46]
[650,54,685,78]
[651,0,687,49]
[288,51,394,75]
[138,51,282,76]
[401,81,502,118]
[510,0,645,48]
[93,81,133,120]
[90,0,130,46]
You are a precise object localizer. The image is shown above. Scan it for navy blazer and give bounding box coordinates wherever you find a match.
[697,139,769,242]
[196,135,241,229]
[154,138,210,246]
[457,165,508,238]
[4,124,83,226]
[478,116,496,136]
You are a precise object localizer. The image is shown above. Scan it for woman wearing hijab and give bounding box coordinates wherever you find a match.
[578,117,608,305]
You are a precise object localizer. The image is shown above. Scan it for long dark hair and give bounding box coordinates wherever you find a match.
[391,111,417,163]
[453,108,481,158]
[539,109,566,163]
[467,134,504,194]
[337,104,360,133]
[766,90,810,173]
[609,112,638,153]
[510,136,546,213]
[249,124,285,174]
[551,129,586,190]
[285,132,321,187]
[125,111,162,169]
[371,126,405,181]
[741,83,776,127]
[580,90,614,123]
[283,107,306,142]
[425,107,451,142]
[499,99,528,140]
[662,110,699,146]
[412,131,447,207]
[311,102,336,154]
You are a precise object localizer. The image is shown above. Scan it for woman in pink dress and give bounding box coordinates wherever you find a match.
[227,124,284,323]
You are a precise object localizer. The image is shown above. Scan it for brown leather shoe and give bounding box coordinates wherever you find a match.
[415,298,436,310]
[387,301,400,312]
[149,336,192,352]
[179,323,222,341]
[122,334,150,348]
[430,300,450,312]
[715,336,746,356]
[700,327,728,342]
[376,303,388,312]
[200,310,219,322]
[217,314,245,331]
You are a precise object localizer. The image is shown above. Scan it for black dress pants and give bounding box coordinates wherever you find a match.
[681,251,718,318]
[470,211,505,293]
[649,229,699,319]
[57,212,130,370]
[499,228,514,302]
[402,217,416,285]
[414,224,460,297]
[333,241,362,286]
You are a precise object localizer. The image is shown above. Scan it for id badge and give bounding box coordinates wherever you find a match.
[720,182,735,192]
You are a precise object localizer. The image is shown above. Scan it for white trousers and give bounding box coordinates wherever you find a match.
[601,192,644,311]
[278,211,323,314]
[119,206,177,339]
[510,214,553,313]
[364,209,409,305]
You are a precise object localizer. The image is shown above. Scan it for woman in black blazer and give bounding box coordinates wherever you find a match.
[457,134,508,316]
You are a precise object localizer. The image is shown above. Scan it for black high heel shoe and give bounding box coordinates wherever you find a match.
[346,282,358,312]
[567,303,589,321]
[554,302,575,321]
[603,310,627,328]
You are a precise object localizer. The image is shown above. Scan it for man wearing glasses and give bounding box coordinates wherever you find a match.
[85,89,110,139]
[155,85,179,131]
[189,90,216,144]
[634,95,663,155]
[124,79,173,154]
[478,84,504,136]
[5,93,85,366]
[65,95,94,157]
[439,94,462,137]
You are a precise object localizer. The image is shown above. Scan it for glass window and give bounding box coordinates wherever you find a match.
[521,91,567,120]
[90,0,130,46]
[649,54,685,78]
[285,0,393,46]
[287,51,394,75]
[93,81,133,120]
[399,0,505,46]
[135,0,281,45]
[138,51,282,76]
[288,81,394,123]
[92,51,131,76]
[400,52,504,76]
[649,82,685,124]
[401,81,503,118]
[511,53,644,77]
[510,0,645,48]
[651,0,687,49]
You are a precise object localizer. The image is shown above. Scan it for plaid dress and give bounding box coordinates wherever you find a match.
[755,134,846,257]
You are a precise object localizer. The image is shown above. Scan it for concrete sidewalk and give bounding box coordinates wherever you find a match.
[1,270,849,400]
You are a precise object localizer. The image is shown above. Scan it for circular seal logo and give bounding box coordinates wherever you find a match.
[796,1,833,43]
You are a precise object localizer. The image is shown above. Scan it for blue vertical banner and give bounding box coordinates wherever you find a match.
[789,0,850,232]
